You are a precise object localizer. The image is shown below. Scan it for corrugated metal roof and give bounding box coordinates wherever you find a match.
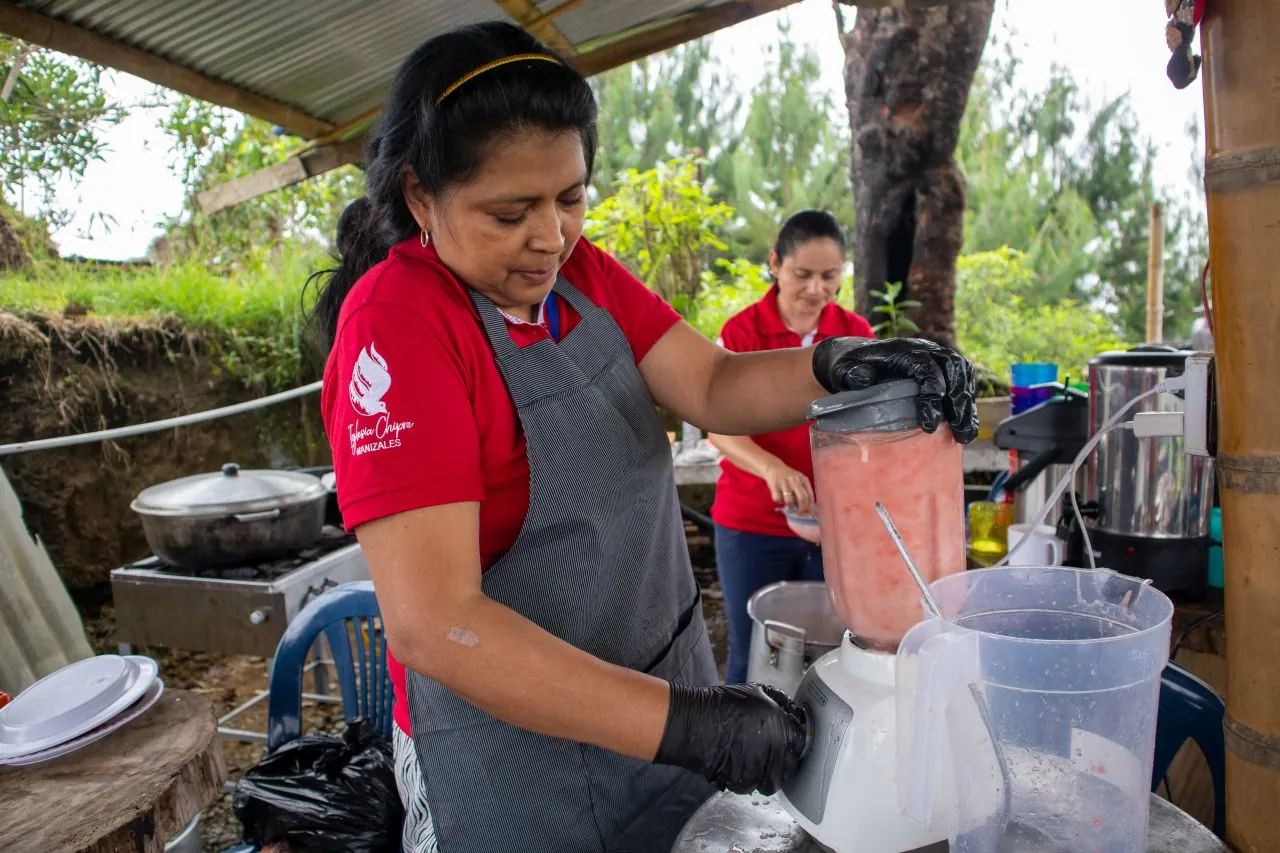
[6,0,741,130]
[554,0,710,47]
[17,0,515,125]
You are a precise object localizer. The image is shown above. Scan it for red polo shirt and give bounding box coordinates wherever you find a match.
[710,288,874,538]
[321,235,681,733]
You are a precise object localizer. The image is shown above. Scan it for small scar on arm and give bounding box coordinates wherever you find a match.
[447,626,480,647]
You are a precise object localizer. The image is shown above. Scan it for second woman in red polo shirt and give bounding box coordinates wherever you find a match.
[709,211,874,684]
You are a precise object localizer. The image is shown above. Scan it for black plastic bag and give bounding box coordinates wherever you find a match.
[234,719,404,853]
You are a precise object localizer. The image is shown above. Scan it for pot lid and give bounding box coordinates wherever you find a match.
[130,463,327,517]
[808,379,922,433]
[1090,345,1191,369]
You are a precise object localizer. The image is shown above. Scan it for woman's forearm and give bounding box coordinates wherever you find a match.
[701,346,827,436]
[394,592,671,761]
[641,322,860,438]
[707,433,784,480]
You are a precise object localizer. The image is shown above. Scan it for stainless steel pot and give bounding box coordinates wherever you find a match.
[746,581,846,697]
[1087,349,1214,538]
[131,463,328,570]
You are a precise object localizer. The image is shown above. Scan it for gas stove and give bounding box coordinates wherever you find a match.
[110,527,370,658]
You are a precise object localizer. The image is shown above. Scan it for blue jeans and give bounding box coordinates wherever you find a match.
[714,525,824,684]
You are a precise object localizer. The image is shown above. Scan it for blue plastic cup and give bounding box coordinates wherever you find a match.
[1010,363,1060,414]
[1011,363,1059,389]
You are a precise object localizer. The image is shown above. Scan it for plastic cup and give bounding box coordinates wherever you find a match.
[1010,363,1058,388]
[967,501,1014,567]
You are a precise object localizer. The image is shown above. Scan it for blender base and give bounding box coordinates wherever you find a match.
[777,633,955,853]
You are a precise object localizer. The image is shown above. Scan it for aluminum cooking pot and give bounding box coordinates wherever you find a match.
[746,581,847,697]
[130,463,328,570]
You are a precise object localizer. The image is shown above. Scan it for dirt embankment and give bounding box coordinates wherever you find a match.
[0,312,331,592]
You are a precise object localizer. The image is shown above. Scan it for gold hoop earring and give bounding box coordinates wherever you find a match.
[420,230,430,247]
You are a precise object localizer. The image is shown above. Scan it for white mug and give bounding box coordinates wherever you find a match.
[1007,523,1064,567]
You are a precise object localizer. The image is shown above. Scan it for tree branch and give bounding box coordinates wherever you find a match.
[1,42,33,103]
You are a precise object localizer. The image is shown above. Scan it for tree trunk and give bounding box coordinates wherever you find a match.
[840,0,994,347]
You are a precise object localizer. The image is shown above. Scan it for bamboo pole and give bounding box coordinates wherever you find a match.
[1146,202,1165,342]
[1201,2,1280,849]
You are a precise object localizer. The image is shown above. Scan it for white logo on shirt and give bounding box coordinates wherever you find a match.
[349,343,391,416]
[346,342,414,456]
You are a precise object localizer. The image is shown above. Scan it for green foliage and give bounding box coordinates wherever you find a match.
[955,248,1125,382]
[959,65,1099,303]
[0,38,124,219]
[869,282,921,338]
[0,197,57,259]
[584,154,781,338]
[718,23,853,262]
[590,41,741,204]
[0,247,324,390]
[958,28,1205,342]
[690,257,772,340]
[584,155,733,315]
[158,97,363,265]
[591,22,850,265]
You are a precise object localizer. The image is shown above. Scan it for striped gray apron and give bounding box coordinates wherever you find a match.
[405,276,718,852]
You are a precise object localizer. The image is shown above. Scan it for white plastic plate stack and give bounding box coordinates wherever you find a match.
[0,655,164,766]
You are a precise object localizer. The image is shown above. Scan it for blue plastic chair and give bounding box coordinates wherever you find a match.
[223,582,395,853]
[264,580,395,752]
[1152,661,1226,839]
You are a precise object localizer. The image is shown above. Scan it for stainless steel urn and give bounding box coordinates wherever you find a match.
[1081,347,1215,596]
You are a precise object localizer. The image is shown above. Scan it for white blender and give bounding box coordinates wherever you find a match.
[777,380,967,853]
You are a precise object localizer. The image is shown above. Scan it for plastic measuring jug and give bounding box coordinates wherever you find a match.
[809,380,965,651]
[895,567,1173,853]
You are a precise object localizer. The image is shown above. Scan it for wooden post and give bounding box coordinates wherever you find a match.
[1201,2,1280,849]
[1146,202,1165,342]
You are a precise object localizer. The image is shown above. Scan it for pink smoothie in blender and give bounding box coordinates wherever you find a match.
[809,380,965,651]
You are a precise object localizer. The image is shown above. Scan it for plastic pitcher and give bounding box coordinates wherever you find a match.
[895,567,1173,853]
[809,380,965,651]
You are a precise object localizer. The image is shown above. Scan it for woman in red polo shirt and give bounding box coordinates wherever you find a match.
[708,211,873,683]
[314,22,978,853]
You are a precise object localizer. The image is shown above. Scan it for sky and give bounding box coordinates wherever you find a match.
[39,0,1206,261]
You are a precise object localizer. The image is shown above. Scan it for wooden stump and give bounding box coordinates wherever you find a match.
[0,690,226,853]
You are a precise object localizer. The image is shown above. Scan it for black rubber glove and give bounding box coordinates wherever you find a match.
[812,336,980,445]
[654,683,809,795]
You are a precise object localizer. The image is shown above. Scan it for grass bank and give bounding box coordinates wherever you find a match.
[0,248,328,391]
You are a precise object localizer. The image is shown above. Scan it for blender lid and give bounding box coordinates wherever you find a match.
[1090,345,1191,369]
[808,379,921,433]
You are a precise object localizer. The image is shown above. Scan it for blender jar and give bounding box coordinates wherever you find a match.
[809,380,965,651]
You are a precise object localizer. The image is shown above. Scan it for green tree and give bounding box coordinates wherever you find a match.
[591,24,852,264]
[590,41,739,203]
[583,154,783,339]
[957,32,1204,341]
[959,63,1099,302]
[955,248,1125,382]
[0,38,124,220]
[720,22,853,262]
[584,155,733,320]
[158,96,363,265]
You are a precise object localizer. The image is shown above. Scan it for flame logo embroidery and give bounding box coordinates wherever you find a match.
[349,343,391,416]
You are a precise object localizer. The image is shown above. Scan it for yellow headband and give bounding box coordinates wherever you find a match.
[436,53,563,105]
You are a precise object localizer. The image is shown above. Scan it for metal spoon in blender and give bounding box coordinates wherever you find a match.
[874,501,942,618]
[874,500,1014,829]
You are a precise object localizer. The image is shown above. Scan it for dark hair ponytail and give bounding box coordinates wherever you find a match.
[774,209,847,261]
[306,22,598,349]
